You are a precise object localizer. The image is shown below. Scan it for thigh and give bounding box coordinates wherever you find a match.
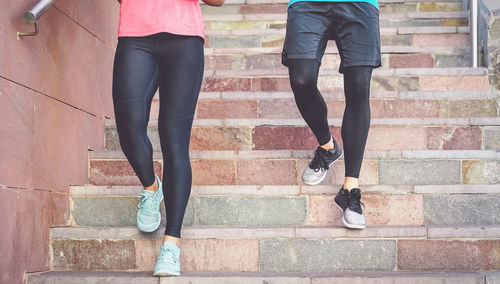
[156,34,204,121]
[331,2,381,73]
[282,1,332,66]
[112,37,159,104]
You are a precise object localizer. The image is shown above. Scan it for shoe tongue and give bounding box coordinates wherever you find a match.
[349,188,361,199]
[163,241,179,251]
[142,188,155,197]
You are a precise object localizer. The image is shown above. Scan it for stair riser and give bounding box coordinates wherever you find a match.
[50,238,500,272]
[90,158,500,187]
[201,2,464,15]
[204,18,468,30]
[204,53,471,71]
[142,98,498,120]
[198,75,490,93]
[104,126,499,152]
[69,194,500,227]
[205,33,469,48]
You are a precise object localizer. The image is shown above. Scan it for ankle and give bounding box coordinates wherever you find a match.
[343,177,359,191]
[163,235,180,247]
[144,178,158,193]
[320,138,334,151]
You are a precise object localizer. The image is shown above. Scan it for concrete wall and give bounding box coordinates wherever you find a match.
[0,0,118,283]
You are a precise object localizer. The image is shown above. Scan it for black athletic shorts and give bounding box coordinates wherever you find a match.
[282,1,381,73]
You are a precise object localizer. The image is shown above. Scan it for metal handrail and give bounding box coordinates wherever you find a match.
[471,0,478,67]
[17,0,55,38]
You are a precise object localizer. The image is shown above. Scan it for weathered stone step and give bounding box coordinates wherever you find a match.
[147,97,499,120]
[104,124,500,152]
[69,185,500,227]
[28,271,500,284]
[201,1,465,16]
[196,69,491,93]
[204,51,471,71]
[204,27,470,48]
[203,12,468,30]
[47,226,500,272]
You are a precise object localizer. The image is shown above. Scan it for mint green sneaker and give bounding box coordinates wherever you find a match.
[136,175,163,232]
[153,241,181,276]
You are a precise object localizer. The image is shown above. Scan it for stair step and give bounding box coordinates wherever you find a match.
[69,189,500,227]
[71,184,500,196]
[47,226,500,272]
[28,271,499,284]
[203,27,470,48]
[51,226,500,240]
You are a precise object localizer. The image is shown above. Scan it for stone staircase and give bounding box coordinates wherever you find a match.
[28,0,500,283]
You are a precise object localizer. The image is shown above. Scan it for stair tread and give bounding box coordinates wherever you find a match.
[28,270,495,283]
[50,225,500,240]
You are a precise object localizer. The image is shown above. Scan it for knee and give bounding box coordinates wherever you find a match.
[290,72,317,92]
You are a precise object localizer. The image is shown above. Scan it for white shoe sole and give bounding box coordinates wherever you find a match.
[334,201,366,230]
[137,196,164,233]
[153,270,180,277]
[302,151,343,186]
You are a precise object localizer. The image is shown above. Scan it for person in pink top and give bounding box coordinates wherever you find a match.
[112,0,224,276]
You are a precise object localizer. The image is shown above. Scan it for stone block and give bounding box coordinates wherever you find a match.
[420,76,491,91]
[366,127,427,150]
[398,240,500,270]
[191,127,253,151]
[383,100,439,118]
[51,239,136,270]
[424,194,500,225]
[260,239,396,272]
[194,196,307,226]
[440,99,498,117]
[463,160,500,184]
[252,126,317,150]
[412,34,470,47]
[435,54,471,68]
[202,77,251,92]
[197,100,257,119]
[484,127,500,150]
[389,54,434,68]
[371,77,419,92]
[426,127,482,150]
[236,160,297,185]
[89,160,162,186]
[206,36,261,48]
[192,160,236,185]
[379,160,461,185]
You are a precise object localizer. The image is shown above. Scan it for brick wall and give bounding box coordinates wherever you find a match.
[0,0,118,283]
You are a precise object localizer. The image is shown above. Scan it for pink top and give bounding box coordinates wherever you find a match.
[118,0,205,39]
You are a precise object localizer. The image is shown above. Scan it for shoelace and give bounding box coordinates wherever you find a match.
[347,189,364,214]
[309,148,331,172]
[336,189,348,209]
[137,192,157,211]
[158,247,179,264]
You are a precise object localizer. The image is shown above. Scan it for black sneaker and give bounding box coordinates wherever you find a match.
[301,139,342,185]
[334,187,366,229]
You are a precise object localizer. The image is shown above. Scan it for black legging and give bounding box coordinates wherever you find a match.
[288,59,372,178]
[112,32,204,238]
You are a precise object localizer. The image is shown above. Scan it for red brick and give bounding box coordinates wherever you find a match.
[181,239,259,272]
[197,100,257,119]
[202,78,251,92]
[420,76,491,91]
[236,160,297,185]
[412,34,470,47]
[253,127,318,150]
[252,77,291,92]
[384,100,440,118]
[89,160,162,186]
[398,240,500,270]
[427,127,482,150]
[366,127,427,150]
[308,194,423,226]
[390,54,434,68]
[191,127,252,150]
[192,160,236,185]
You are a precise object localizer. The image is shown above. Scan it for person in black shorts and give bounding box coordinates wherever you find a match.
[282,1,381,229]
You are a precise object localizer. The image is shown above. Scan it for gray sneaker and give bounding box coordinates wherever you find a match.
[302,140,342,185]
[335,187,366,229]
